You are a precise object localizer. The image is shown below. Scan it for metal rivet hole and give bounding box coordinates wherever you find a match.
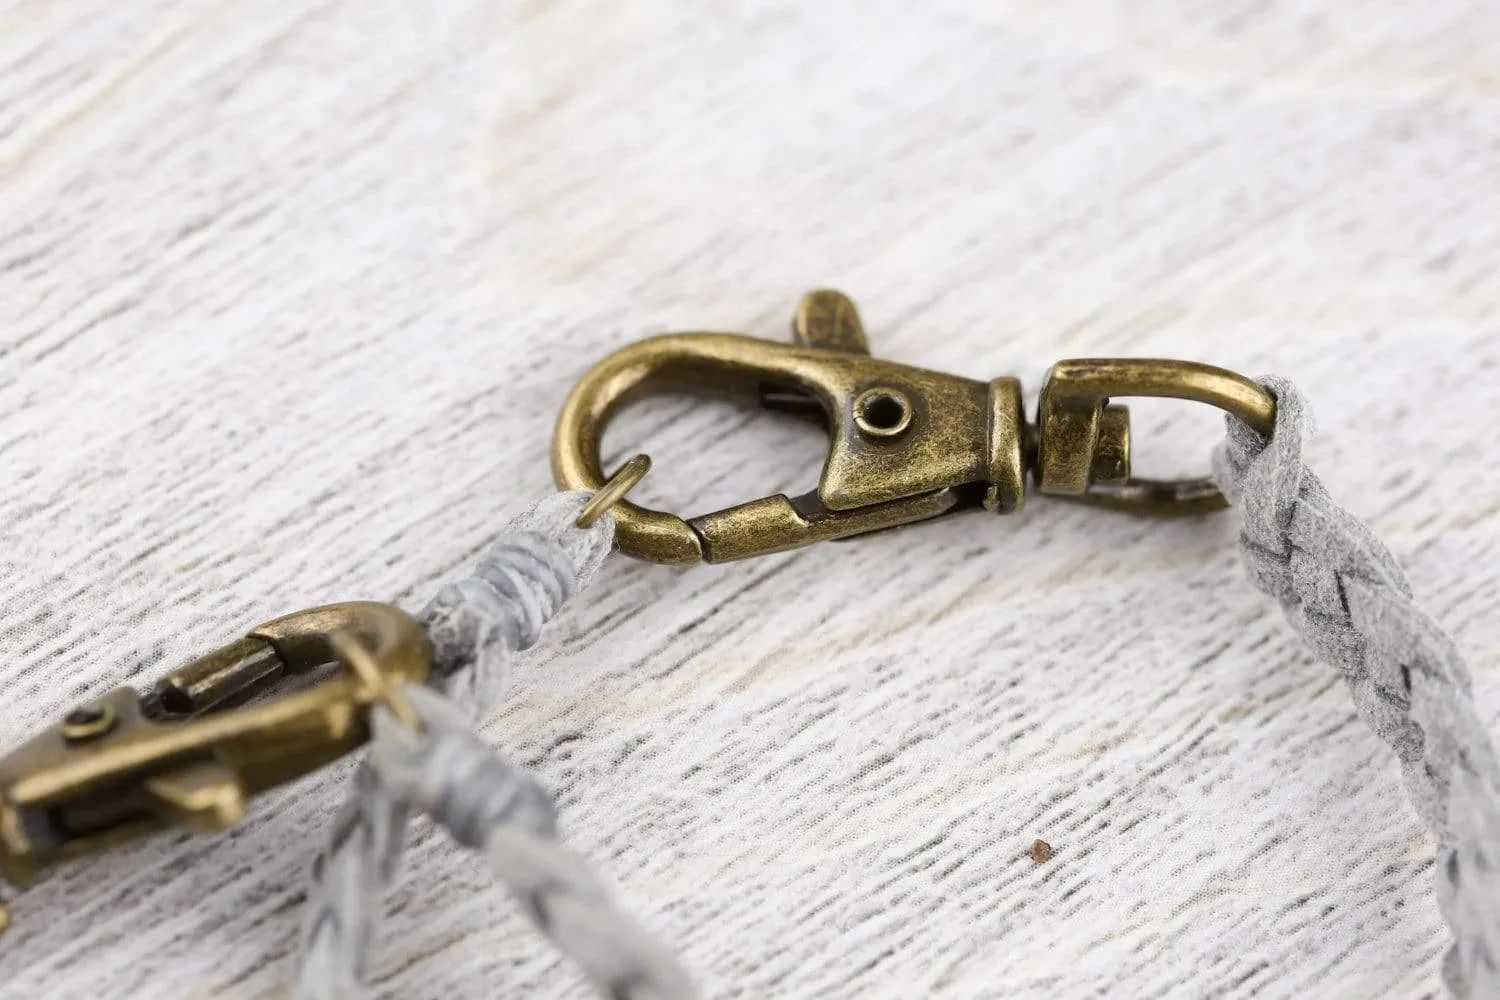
[61,704,117,742]
[853,388,912,439]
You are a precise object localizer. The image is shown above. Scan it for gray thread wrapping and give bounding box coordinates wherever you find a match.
[422,493,615,716]
[295,491,694,1000]
[1215,376,1500,998]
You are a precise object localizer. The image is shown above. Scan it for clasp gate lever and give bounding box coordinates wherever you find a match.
[0,602,431,926]
[553,290,1277,563]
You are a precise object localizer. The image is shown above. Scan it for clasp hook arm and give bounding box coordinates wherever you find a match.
[553,318,1027,562]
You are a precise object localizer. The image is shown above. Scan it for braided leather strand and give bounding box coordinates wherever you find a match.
[296,493,692,1000]
[1214,377,1500,997]
[295,765,410,999]
[369,688,695,1000]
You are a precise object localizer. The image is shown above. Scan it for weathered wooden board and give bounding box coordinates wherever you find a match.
[1,2,1497,997]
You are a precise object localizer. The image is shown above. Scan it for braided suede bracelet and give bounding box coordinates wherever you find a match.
[296,493,692,1000]
[293,377,1495,998]
[2,295,1495,998]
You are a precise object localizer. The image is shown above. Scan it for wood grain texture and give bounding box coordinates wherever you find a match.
[1,1,1497,997]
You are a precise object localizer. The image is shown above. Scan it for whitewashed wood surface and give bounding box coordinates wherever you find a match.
[1,2,1498,998]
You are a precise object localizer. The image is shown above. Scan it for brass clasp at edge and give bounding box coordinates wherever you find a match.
[0,602,431,906]
[553,290,1277,564]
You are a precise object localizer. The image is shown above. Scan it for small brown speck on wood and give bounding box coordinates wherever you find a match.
[1030,839,1053,863]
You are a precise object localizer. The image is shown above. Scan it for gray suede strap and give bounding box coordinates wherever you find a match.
[294,379,1496,998]
[1215,376,1500,997]
[295,492,694,1000]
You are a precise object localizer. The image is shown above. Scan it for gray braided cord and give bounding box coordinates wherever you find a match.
[294,765,409,999]
[296,492,693,1000]
[369,687,695,1000]
[1215,377,1500,997]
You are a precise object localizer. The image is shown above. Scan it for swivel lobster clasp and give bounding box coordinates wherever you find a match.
[0,602,431,906]
[554,290,1277,563]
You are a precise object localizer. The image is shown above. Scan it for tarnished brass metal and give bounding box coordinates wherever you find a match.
[1035,358,1276,514]
[793,288,870,354]
[554,291,1027,563]
[151,637,284,715]
[60,706,118,743]
[0,602,431,897]
[576,453,652,529]
[330,631,422,735]
[553,291,1278,563]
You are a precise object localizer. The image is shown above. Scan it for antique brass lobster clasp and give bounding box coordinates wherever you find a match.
[553,290,1277,563]
[0,602,431,909]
